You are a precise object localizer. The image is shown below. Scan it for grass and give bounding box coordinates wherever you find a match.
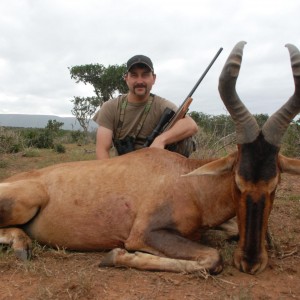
[0,160,9,169]
[0,143,97,181]
[34,268,96,300]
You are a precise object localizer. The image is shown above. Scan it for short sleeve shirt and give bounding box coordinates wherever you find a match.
[93,94,178,149]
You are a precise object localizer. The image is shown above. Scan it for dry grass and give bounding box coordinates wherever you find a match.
[0,143,96,180]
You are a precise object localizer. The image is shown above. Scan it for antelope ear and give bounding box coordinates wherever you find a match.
[182,152,237,177]
[279,154,300,175]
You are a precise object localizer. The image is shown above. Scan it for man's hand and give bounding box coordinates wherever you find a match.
[149,135,166,149]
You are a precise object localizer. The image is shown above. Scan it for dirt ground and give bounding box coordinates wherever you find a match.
[0,150,299,300]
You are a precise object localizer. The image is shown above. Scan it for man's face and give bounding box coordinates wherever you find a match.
[124,65,156,98]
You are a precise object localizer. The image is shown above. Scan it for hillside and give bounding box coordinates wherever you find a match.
[0,114,98,131]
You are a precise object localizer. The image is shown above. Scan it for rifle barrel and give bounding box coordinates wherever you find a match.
[186,47,223,100]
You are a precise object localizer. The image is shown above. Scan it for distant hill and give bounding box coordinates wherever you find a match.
[0,114,98,131]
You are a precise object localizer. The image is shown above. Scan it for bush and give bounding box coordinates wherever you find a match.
[192,129,236,159]
[54,144,66,153]
[70,130,86,144]
[281,123,300,157]
[22,129,54,149]
[0,127,23,154]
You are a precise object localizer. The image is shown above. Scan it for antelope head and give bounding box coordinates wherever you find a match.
[186,41,300,274]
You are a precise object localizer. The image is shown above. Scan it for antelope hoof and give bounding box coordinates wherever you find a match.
[208,256,223,275]
[99,248,127,267]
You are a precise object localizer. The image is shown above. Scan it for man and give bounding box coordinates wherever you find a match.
[93,55,198,159]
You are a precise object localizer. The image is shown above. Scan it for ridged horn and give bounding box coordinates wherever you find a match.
[218,41,260,144]
[262,44,300,146]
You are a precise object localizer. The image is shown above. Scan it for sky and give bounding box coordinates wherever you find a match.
[0,0,300,117]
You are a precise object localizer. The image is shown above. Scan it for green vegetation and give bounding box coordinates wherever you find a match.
[69,64,127,105]
[0,119,96,156]
[189,111,300,157]
[69,63,127,137]
[0,126,23,154]
[1,111,300,161]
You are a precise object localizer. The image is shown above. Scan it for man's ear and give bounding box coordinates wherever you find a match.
[153,73,156,83]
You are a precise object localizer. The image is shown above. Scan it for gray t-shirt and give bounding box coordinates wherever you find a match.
[93,94,177,150]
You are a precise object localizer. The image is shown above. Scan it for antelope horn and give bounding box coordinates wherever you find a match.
[218,41,260,144]
[262,44,300,146]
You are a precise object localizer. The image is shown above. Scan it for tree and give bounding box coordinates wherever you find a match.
[69,63,127,135]
[45,120,64,132]
[69,63,127,106]
[70,96,99,137]
[253,113,269,127]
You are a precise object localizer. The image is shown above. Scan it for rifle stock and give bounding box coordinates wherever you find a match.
[163,97,193,131]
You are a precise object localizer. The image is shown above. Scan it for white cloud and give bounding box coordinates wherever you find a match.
[0,0,300,117]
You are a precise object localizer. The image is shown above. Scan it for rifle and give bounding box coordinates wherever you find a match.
[144,47,223,147]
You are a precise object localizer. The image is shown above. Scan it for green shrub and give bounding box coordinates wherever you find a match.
[23,129,54,149]
[281,124,300,157]
[54,144,66,153]
[0,127,23,153]
[70,130,86,144]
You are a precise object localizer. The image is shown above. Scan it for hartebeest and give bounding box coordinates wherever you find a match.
[1,41,300,275]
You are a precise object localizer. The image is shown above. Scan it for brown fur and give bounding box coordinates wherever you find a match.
[0,148,236,274]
